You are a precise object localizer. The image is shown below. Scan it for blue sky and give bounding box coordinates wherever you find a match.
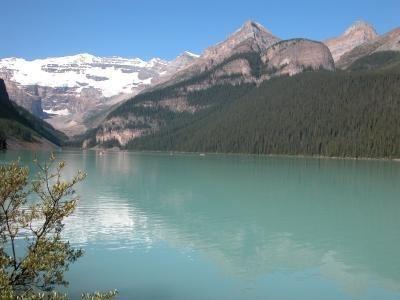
[1,0,399,60]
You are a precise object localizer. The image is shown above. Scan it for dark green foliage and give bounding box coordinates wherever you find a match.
[186,83,255,106]
[0,119,33,142]
[128,68,400,158]
[125,83,255,150]
[14,106,67,145]
[348,51,400,72]
[0,131,6,150]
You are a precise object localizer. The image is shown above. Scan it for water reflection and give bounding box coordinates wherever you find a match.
[1,150,400,299]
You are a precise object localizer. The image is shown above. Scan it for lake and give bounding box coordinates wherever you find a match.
[1,150,400,300]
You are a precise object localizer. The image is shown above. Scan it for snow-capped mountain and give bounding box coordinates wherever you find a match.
[0,52,198,108]
[0,51,199,135]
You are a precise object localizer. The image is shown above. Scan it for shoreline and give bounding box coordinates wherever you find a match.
[2,146,400,163]
[27,147,400,163]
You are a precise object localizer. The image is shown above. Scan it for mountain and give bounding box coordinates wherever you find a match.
[86,21,334,148]
[0,52,199,136]
[336,27,400,68]
[324,21,378,62]
[5,19,400,157]
[83,19,400,158]
[202,21,280,64]
[117,52,400,158]
[0,79,66,150]
[166,21,281,84]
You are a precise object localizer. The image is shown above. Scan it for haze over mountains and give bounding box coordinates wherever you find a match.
[1,20,400,155]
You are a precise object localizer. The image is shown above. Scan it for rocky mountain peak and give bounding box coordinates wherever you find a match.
[173,51,199,64]
[343,21,377,37]
[163,21,280,85]
[163,51,200,75]
[336,27,400,68]
[238,20,272,35]
[228,20,278,50]
[200,20,280,66]
[324,21,378,62]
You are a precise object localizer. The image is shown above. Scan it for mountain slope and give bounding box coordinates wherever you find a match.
[347,51,400,72]
[336,27,400,68]
[88,29,334,148]
[125,57,400,158]
[324,21,378,62]
[0,79,66,149]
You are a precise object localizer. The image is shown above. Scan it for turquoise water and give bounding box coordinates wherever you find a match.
[1,150,400,300]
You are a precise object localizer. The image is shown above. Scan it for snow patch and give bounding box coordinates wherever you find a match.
[0,53,173,98]
[184,51,200,58]
[43,108,70,116]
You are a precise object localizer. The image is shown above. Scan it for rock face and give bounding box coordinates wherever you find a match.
[168,21,281,83]
[262,39,335,76]
[203,21,280,63]
[324,21,378,62]
[1,77,46,118]
[336,27,400,68]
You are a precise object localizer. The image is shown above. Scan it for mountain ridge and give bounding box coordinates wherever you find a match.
[324,21,378,62]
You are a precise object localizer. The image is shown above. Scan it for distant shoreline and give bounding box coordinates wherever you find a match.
[32,147,400,163]
[3,146,400,163]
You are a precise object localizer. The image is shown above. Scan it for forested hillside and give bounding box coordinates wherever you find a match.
[124,52,400,158]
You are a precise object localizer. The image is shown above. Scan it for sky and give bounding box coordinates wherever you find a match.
[1,0,399,61]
